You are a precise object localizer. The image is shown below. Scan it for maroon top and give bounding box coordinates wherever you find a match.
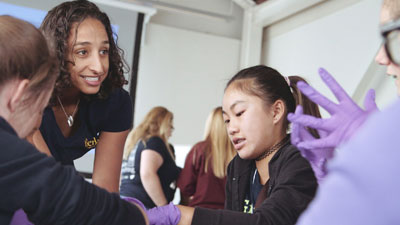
[177,140,227,209]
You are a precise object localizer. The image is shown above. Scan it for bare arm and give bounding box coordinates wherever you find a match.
[177,205,194,225]
[93,130,129,193]
[140,149,168,206]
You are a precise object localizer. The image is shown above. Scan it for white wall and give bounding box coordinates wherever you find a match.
[135,23,241,149]
[134,24,240,204]
[149,0,243,39]
[263,0,383,113]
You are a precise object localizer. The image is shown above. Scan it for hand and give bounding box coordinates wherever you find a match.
[291,106,331,182]
[147,202,181,225]
[288,67,378,150]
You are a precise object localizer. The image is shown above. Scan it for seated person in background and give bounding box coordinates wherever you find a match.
[0,15,146,225]
[120,106,181,209]
[177,106,236,209]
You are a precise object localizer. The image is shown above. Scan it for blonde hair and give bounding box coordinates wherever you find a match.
[203,107,236,178]
[124,106,174,160]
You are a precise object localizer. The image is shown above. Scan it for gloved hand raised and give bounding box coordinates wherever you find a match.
[288,67,378,150]
[291,105,332,182]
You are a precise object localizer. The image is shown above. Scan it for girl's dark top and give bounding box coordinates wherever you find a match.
[191,142,318,225]
[120,136,181,208]
[0,117,145,225]
[40,88,133,165]
[177,140,227,209]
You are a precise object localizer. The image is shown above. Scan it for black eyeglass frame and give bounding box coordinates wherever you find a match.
[381,19,400,65]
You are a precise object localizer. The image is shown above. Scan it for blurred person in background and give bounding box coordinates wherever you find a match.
[120,106,181,209]
[177,106,236,209]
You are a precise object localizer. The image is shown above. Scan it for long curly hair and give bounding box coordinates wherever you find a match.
[40,0,128,104]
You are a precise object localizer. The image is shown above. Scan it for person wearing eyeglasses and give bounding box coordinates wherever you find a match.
[376,6,400,96]
[285,0,400,224]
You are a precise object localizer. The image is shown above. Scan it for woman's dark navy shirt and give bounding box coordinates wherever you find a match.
[120,136,181,208]
[39,88,133,165]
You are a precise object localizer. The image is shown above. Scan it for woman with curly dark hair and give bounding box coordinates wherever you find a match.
[29,0,133,193]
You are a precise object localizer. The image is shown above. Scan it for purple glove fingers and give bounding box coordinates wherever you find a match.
[294,123,328,179]
[291,120,301,146]
[297,81,338,114]
[289,105,331,182]
[318,129,329,139]
[363,89,378,112]
[288,112,330,131]
[290,105,304,146]
[296,125,317,161]
[294,107,317,141]
[296,105,329,139]
[299,147,317,162]
[298,139,334,162]
[290,105,327,147]
[297,138,334,151]
[318,68,353,102]
[291,106,321,160]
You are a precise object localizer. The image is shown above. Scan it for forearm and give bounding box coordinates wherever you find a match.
[92,172,120,193]
[1,144,146,225]
[141,172,168,206]
[191,207,262,225]
[177,205,194,225]
[59,180,147,225]
[93,131,127,193]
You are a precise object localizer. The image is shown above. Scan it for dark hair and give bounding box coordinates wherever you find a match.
[0,15,58,104]
[40,0,128,104]
[226,65,321,138]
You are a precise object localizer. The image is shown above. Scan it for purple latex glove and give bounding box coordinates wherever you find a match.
[121,197,180,225]
[9,209,33,225]
[288,68,378,150]
[147,202,181,225]
[291,105,331,182]
[121,196,147,211]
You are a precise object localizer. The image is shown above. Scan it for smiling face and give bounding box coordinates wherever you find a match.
[67,17,109,94]
[222,84,282,160]
[375,6,400,96]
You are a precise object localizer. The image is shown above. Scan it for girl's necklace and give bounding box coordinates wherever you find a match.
[57,96,80,127]
[255,135,290,161]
